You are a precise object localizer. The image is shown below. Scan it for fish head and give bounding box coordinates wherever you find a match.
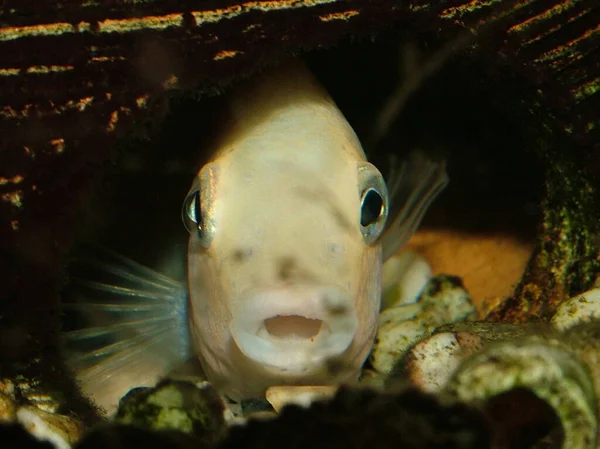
[182,114,389,399]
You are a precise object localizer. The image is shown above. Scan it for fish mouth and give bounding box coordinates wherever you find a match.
[263,315,324,340]
[229,287,358,373]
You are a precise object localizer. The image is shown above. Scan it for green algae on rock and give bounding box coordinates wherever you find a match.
[115,380,226,446]
[447,334,598,449]
[75,386,497,449]
[387,291,600,449]
[487,137,600,323]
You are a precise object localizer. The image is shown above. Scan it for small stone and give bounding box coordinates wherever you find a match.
[115,379,226,445]
[16,406,83,449]
[370,275,476,374]
[0,392,17,422]
[399,322,526,392]
[551,288,600,331]
[0,379,15,396]
[265,386,337,413]
[403,332,483,393]
[382,251,432,308]
[240,398,274,415]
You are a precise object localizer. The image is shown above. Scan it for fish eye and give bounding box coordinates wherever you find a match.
[358,163,389,244]
[182,190,201,234]
[361,188,384,227]
[182,189,214,248]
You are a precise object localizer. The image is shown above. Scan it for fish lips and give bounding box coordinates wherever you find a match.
[229,286,359,373]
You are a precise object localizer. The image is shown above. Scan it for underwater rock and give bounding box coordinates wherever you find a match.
[222,386,496,449]
[238,398,276,422]
[239,397,274,416]
[561,323,600,423]
[549,290,600,422]
[447,332,598,449]
[370,275,476,375]
[398,322,526,393]
[114,380,226,447]
[552,288,600,331]
[0,377,83,449]
[383,306,600,448]
[15,406,83,449]
[0,392,17,422]
[73,386,497,449]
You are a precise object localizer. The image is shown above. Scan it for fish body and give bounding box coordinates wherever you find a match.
[62,59,448,414]
[183,62,386,399]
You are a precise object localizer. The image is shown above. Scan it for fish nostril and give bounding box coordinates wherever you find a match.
[264,315,323,340]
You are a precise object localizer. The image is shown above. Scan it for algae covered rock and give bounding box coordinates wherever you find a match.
[396,322,526,393]
[114,380,226,446]
[552,288,600,331]
[447,331,598,449]
[370,275,476,375]
[73,386,496,449]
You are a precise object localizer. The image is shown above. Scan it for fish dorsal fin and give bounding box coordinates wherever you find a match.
[60,245,191,416]
[381,152,448,261]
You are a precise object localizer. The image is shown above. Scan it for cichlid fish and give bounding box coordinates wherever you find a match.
[61,60,448,415]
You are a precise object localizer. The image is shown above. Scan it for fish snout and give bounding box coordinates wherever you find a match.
[229,286,358,373]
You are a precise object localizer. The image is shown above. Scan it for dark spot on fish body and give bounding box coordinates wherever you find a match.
[278,256,296,281]
[322,293,349,316]
[277,256,317,283]
[294,186,355,235]
[231,248,252,263]
[326,303,348,317]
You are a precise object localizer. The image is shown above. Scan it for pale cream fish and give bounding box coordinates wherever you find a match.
[61,59,448,415]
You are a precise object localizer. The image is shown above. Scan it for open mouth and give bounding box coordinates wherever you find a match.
[262,315,324,341]
[229,287,358,373]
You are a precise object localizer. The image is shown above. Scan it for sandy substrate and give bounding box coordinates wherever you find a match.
[407,229,534,315]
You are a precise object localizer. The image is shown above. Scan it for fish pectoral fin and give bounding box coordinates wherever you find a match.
[382,250,432,309]
[381,151,448,261]
[60,245,191,416]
